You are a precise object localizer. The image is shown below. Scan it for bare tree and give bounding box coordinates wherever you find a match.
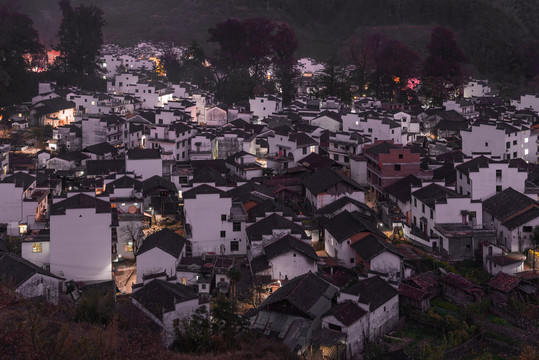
[118,221,143,259]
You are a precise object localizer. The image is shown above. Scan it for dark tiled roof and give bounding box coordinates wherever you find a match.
[303,168,364,196]
[264,235,318,261]
[298,153,337,171]
[351,234,400,262]
[132,279,197,320]
[384,175,422,203]
[225,181,273,202]
[489,272,520,293]
[316,196,373,217]
[182,184,226,199]
[246,213,309,242]
[1,172,35,190]
[137,228,186,258]
[259,272,335,318]
[107,175,142,192]
[86,159,125,176]
[142,175,177,193]
[456,156,496,175]
[0,253,62,289]
[127,149,161,160]
[247,199,295,219]
[399,283,429,301]
[412,183,462,209]
[482,187,537,225]
[33,97,75,115]
[365,141,399,155]
[83,142,118,156]
[486,255,523,267]
[288,132,318,147]
[191,160,228,174]
[342,276,398,311]
[323,300,366,326]
[192,166,227,187]
[324,211,380,243]
[503,206,539,229]
[441,273,483,295]
[50,193,111,215]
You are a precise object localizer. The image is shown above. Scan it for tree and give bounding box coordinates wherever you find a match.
[55,0,105,75]
[316,58,352,104]
[0,7,43,110]
[271,23,299,106]
[173,306,212,354]
[373,39,420,102]
[226,267,242,298]
[422,27,466,106]
[208,18,299,105]
[118,221,144,259]
[210,295,249,348]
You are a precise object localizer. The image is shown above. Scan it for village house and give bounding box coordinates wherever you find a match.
[304,168,365,210]
[51,124,82,152]
[323,210,384,268]
[125,149,163,180]
[338,276,399,346]
[408,182,483,252]
[342,111,402,144]
[249,95,282,121]
[49,192,115,282]
[488,272,536,306]
[148,122,194,162]
[136,228,186,283]
[246,212,311,259]
[131,276,207,347]
[363,141,425,196]
[482,187,539,252]
[266,128,319,171]
[0,172,37,236]
[326,131,370,170]
[481,241,525,275]
[463,80,493,98]
[460,119,537,163]
[309,110,342,132]
[510,94,539,113]
[249,234,318,282]
[225,151,263,180]
[250,272,339,354]
[81,114,126,148]
[31,97,76,127]
[0,253,63,305]
[183,184,247,256]
[455,156,528,200]
[440,272,484,305]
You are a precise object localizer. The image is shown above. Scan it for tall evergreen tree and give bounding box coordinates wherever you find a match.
[0,7,42,109]
[55,0,105,75]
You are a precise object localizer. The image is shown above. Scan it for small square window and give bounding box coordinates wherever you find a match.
[394,164,401,171]
[230,241,239,251]
[350,258,355,263]
[221,214,227,221]
[398,154,403,159]
[32,243,42,253]
[220,231,226,238]
[496,185,502,193]
[233,222,241,232]
[485,142,488,147]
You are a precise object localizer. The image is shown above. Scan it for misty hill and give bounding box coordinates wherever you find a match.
[2,0,538,80]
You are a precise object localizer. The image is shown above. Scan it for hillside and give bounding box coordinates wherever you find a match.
[2,0,538,80]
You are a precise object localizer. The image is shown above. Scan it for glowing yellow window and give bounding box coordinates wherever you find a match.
[32,243,42,253]
[125,242,133,253]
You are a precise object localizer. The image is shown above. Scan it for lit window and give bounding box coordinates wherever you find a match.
[32,243,42,253]
[525,137,529,143]
[125,242,133,252]
[525,149,529,155]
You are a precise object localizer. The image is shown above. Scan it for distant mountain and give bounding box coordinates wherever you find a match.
[2,0,537,81]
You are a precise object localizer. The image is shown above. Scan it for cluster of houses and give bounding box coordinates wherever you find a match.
[1,50,539,358]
